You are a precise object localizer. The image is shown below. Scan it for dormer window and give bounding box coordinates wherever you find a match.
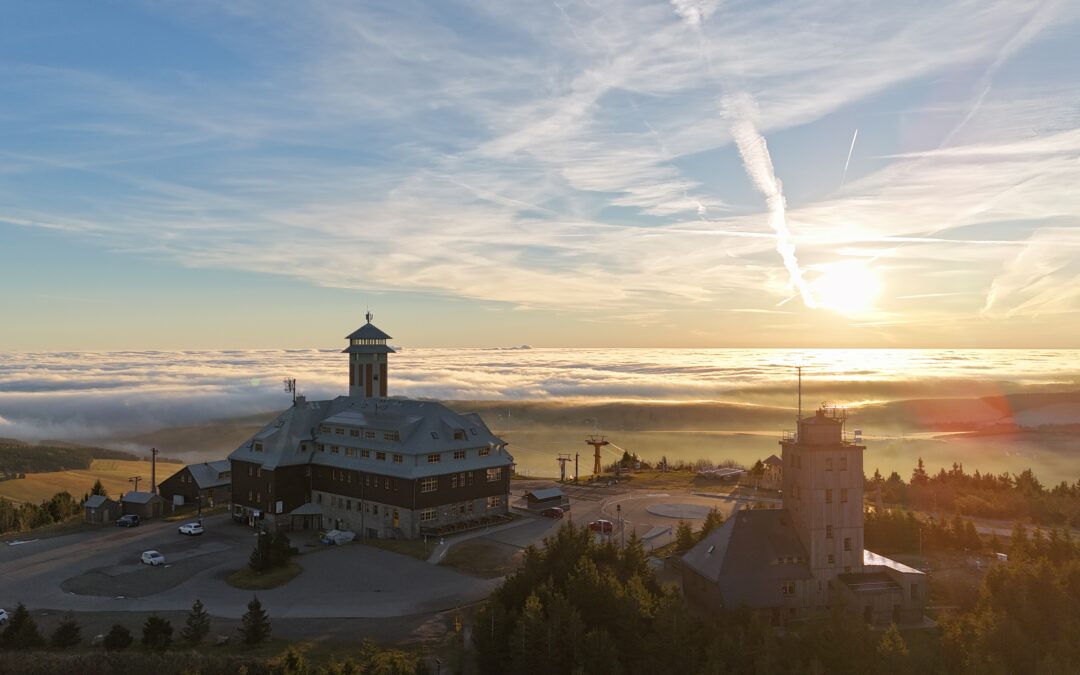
[254,442,263,452]
[453,430,466,440]
[430,432,439,440]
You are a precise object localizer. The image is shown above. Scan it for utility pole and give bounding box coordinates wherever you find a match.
[574,453,579,483]
[557,454,571,482]
[617,503,623,548]
[128,476,142,493]
[150,447,158,495]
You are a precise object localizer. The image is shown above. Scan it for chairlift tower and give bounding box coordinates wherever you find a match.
[556,454,572,482]
[585,435,609,476]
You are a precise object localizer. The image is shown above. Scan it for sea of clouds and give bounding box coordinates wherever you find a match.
[2,348,1079,443]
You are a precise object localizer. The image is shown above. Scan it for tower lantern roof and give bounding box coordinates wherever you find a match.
[342,313,395,354]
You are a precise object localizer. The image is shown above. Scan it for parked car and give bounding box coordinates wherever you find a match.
[320,529,356,546]
[589,519,614,533]
[541,507,565,519]
[0,608,8,625]
[178,522,204,536]
[116,515,140,527]
[141,550,166,566]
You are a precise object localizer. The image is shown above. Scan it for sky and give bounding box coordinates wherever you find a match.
[2,0,1080,350]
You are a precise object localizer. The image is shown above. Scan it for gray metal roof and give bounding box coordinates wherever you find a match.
[864,549,924,576]
[342,344,396,354]
[290,503,323,516]
[345,322,392,340]
[186,460,231,489]
[763,454,782,466]
[84,495,113,508]
[121,491,162,504]
[682,508,811,609]
[229,396,514,477]
[526,487,564,501]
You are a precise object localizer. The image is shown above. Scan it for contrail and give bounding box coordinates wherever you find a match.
[727,94,817,309]
[841,128,858,187]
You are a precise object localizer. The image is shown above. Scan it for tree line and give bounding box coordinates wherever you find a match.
[868,460,1080,527]
[0,445,137,476]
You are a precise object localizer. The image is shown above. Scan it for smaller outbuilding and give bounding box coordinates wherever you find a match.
[523,487,569,512]
[84,495,120,525]
[120,491,166,519]
[158,459,232,509]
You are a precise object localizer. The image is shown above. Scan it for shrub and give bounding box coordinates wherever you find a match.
[49,614,81,649]
[142,615,173,651]
[0,603,45,650]
[180,599,211,645]
[103,624,133,651]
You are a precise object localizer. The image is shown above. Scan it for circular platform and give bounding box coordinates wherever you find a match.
[646,503,712,519]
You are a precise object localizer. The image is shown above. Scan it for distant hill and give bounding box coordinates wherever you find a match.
[0,441,137,475]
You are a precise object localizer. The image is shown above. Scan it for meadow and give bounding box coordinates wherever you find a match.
[0,459,184,504]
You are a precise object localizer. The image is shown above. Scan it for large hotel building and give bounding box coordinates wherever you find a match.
[229,316,514,538]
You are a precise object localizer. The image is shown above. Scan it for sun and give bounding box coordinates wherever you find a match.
[810,261,882,315]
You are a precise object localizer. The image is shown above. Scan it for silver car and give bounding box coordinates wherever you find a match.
[140,550,166,566]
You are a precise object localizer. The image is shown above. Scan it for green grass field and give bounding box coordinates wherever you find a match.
[0,459,185,503]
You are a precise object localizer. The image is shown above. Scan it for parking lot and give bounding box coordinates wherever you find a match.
[0,512,497,621]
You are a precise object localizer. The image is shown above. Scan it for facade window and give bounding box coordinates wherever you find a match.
[840,457,848,471]
[254,442,263,452]
[335,428,344,435]
[376,452,386,461]
[320,425,330,433]
[479,447,491,457]
[383,431,400,442]
[350,429,360,437]
[453,450,466,460]
[825,458,833,471]
[421,477,438,493]
[361,449,370,459]
[840,488,848,503]
[316,493,322,504]
[256,492,261,503]
[487,495,504,508]
[346,500,352,511]
[826,524,833,539]
[420,508,437,523]
[384,478,390,490]
[317,444,325,452]
[248,490,253,501]
[427,453,442,464]
[466,472,474,486]
[844,537,852,552]
[364,475,371,486]
[466,501,474,513]
[825,489,833,504]
[300,443,308,453]
[331,445,339,454]
[256,468,262,478]
[346,447,355,457]
[486,468,502,482]
[781,581,796,596]
[451,475,458,489]
[365,430,375,440]
[393,454,403,464]
[827,554,835,565]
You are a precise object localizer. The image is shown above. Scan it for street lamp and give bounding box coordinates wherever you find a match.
[616,504,623,548]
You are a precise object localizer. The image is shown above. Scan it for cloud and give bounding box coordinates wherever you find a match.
[2,349,1079,444]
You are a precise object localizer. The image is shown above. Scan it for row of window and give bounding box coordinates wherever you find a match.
[319,425,400,442]
[823,488,849,504]
[790,454,849,471]
[418,468,504,494]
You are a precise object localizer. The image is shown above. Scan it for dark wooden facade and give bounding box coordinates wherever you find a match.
[158,467,231,508]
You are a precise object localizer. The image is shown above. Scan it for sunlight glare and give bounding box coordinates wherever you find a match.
[811,261,882,315]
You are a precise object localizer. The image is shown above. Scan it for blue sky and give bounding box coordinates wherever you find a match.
[2,0,1079,349]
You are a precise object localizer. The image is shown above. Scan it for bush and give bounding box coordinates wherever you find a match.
[102,624,133,651]
[141,615,173,651]
[49,614,81,649]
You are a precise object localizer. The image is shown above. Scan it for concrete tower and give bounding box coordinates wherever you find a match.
[780,407,865,589]
[343,312,395,398]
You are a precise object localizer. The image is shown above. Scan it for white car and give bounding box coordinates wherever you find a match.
[141,550,166,566]
[0,608,7,625]
[178,522,204,536]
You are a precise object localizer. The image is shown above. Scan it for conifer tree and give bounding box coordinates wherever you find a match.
[90,479,107,497]
[0,603,45,650]
[102,624,133,651]
[49,613,81,649]
[141,614,173,650]
[675,520,696,551]
[180,598,211,645]
[239,596,271,645]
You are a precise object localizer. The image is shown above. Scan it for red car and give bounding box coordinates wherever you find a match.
[589,519,614,533]
[541,507,565,519]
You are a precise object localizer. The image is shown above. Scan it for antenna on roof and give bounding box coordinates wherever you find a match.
[366,309,373,323]
[284,377,297,405]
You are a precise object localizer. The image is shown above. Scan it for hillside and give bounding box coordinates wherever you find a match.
[0,458,184,504]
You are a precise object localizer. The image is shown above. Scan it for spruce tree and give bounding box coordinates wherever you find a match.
[102,624,133,651]
[249,530,272,572]
[0,603,45,650]
[675,520,696,551]
[180,598,211,645]
[49,613,81,649]
[90,479,107,497]
[141,614,173,650]
[239,596,271,645]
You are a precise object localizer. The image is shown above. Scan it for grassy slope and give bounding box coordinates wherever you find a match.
[0,458,184,503]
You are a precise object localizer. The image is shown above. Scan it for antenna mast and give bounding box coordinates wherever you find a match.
[284,377,297,405]
[797,366,802,430]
